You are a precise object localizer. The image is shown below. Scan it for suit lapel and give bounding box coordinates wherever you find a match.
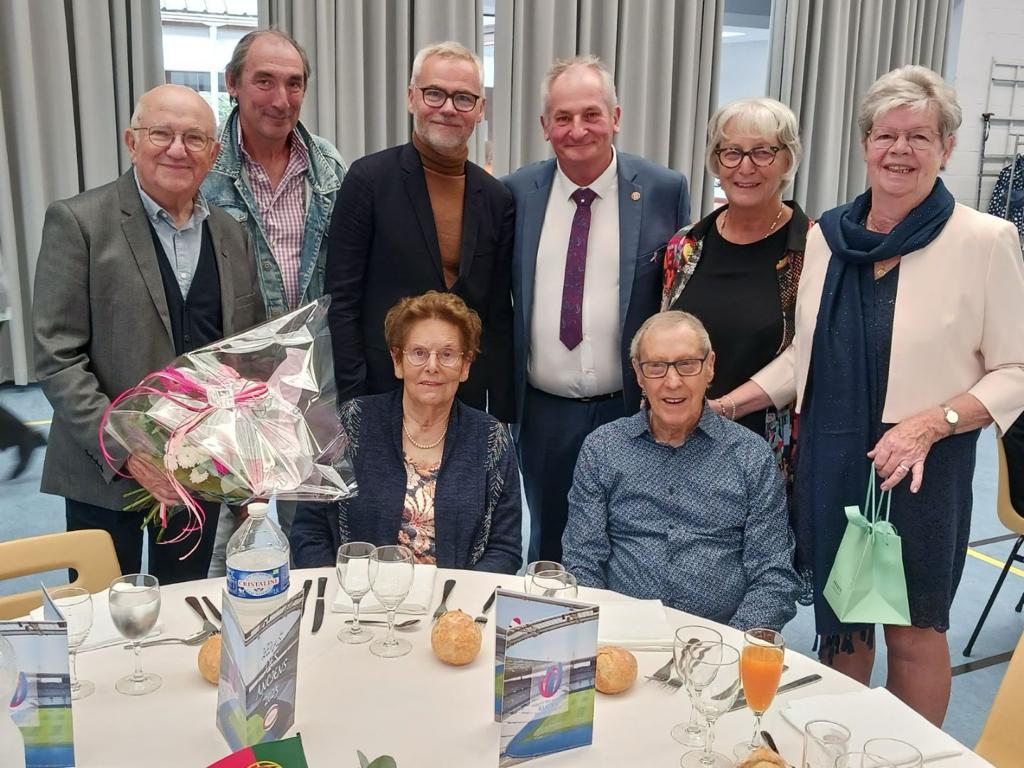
[521,166,556,343]
[457,168,482,283]
[118,172,173,344]
[208,209,237,334]
[617,155,642,336]
[400,143,445,285]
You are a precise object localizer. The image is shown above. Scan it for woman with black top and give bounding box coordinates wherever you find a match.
[662,98,808,469]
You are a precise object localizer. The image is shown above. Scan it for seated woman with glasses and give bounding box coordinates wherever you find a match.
[291,291,522,574]
[662,98,809,474]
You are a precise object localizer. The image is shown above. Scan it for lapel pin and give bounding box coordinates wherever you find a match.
[631,191,641,201]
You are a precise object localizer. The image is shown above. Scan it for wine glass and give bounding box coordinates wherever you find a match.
[682,642,741,768]
[862,739,923,768]
[108,574,161,695]
[526,570,577,599]
[524,560,564,591]
[368,545,414,658]
[835,753,896,768]
[336,542,376,645]
[734,628,785,758]
[802,720,851,768]
[671,625,723,745]
[50,587,94,699]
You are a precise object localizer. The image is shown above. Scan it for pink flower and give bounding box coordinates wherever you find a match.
[212,458,229,475]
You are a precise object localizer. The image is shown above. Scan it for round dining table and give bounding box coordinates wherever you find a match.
[71,567,990,767]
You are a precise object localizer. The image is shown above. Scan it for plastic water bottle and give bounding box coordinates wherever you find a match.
[225,502,290,632]
[0,635,26,768]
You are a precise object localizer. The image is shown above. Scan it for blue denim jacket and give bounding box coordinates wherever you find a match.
[202,108,347,318]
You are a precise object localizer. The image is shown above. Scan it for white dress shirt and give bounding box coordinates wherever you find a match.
[528,150,622,398]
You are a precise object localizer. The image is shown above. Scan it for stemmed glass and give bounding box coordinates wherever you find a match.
[336,542,375,645]
[861,739,923,768]
[835,754,896,768]
[108,574,161,695]
[734,628,785,758]
[681,642,742,768]
[526,570,578,599]
[671,625,723,745]
[524,560,564,591]
[368,545,414,658]
[50,587,94,699]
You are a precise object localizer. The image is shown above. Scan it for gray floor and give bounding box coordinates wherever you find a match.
[1,383,1019,748]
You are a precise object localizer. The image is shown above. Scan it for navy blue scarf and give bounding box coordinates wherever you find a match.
[796,179,955,645]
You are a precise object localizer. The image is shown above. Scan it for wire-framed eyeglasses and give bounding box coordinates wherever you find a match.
[637,353,709,379]
[866,127,942,151]
[402,347,465,368]
[417,87,480,112]
[131,125,214,152]
[714,145,784,168]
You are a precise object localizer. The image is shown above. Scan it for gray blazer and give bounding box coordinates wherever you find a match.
[33,170,264,509]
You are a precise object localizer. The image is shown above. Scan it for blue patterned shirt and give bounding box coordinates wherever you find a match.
[562,405,800,630]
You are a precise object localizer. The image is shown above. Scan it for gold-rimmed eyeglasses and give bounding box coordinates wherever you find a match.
[131,125,215,152]
[866,127,942,150]
[637,353,709,378]
[402,347,465,368]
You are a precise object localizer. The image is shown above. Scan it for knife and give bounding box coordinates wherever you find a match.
[185,596,208,624]
[728,673,822,712]
[300,579,313,617]
[202,596,222,624]
[311,576,328,633]
[432,578,456,621]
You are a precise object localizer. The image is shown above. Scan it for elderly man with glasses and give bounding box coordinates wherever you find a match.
[561,311,800,631]
[33,84,264,584]
[325,41,515,423]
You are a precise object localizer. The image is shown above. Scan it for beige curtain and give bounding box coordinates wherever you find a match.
[490,0,722,220]
[768,0,953,217]
[0,0,163,383]
[259,0,485,165]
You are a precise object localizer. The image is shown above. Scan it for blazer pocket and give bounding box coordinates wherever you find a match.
[234,291,257,307]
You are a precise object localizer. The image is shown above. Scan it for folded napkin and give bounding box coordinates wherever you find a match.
[331,564,437,615]
[781,687,963,763]
[30,591,163,652]
[595,599,674,651]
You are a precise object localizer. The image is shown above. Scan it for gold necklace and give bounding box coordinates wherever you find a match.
[402,419,447,450]
[721,204,786,240]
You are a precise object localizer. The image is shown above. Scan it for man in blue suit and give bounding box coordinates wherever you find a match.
[503,55,690,562]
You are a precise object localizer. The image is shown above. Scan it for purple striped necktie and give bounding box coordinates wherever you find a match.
[559,187,598,350]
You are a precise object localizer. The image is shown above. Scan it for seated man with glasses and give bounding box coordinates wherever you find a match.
[291,292,522,575]
[326,40,515,425]
[561,311,800,631]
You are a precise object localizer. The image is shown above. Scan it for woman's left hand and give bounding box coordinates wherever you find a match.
[867,411,943,493]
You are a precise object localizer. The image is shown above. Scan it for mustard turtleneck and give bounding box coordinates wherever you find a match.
[412,131,467,288]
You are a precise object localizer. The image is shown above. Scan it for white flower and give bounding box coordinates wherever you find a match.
[163,451,179,471]
[190,468,209,484]
[175,445,202,468]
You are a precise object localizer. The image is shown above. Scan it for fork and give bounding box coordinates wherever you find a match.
[645,657,675,683]
[475,587,500,625]
[126,628,214,649]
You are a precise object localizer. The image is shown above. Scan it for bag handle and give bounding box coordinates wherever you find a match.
[863,470,893,525]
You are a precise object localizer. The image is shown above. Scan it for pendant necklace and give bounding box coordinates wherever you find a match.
[721,204,786,240]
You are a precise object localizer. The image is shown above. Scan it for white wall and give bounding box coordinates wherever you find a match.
[943,0,1024,210]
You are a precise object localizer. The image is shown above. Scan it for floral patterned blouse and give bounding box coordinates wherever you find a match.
[398,458,440,564]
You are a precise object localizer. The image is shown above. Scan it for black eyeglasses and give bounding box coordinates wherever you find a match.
[637,353,709,379]
[132,125,214,152]
[402,347,465,368]
[714,145,784,168]
[417,87,480,113]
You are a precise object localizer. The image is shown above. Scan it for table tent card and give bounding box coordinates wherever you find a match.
[0,587,75,768]
[493,589,599,766]
[216,590,304,752]
[207,733,309,768]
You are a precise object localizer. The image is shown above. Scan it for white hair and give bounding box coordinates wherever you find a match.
[630,311,712,361]
[858,65,962,138]
[541,55,618,116]
[410,41,484,93]
[706,97,803,186]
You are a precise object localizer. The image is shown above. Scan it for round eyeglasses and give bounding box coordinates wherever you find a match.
[714,145,784,168]
[402,347,465,368]
[637,353,709,378]
[417,87,480,113]
[132,125,214,152]
[866,127,941,151]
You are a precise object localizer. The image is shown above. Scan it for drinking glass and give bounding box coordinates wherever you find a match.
[108,574,161,695]
[368,545,414,658]
[835,753,896,768]
[336,541,375,645]
[682,642,741,768]
[526,570,577,599]
[524,560,564,592]
[671,625,723,746]
[862,739,923,768]
[734,628,785,758]
[802,720,851,768]
[50,587,94,699]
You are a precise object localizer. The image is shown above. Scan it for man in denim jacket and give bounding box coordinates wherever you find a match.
[202,29,345,562]
[202,29,346,321]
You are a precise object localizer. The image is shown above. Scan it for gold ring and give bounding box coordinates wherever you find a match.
[897,463,910,471]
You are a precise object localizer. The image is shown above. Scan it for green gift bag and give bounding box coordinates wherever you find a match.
[823,472,911,626]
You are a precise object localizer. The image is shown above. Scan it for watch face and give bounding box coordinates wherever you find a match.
[945,408,959,424]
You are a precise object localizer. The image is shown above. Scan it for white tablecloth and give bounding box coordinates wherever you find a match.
[70,568,992,767]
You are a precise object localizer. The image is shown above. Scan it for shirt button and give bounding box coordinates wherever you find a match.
[179,272,187,279]
[184,334,191,343]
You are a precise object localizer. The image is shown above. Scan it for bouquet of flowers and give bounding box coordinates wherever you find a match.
[100,296,355,556]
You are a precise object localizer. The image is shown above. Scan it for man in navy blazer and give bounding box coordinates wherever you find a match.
[503,55,690,562]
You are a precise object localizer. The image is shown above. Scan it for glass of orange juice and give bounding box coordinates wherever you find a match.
[733,628,785,759]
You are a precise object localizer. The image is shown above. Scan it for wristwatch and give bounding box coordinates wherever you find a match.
[940,404,959,435]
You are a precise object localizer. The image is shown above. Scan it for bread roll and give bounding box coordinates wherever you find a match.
[736,746,787,768]
[595,645,637,694]
[431,610,482,666]
[197,634,222,685]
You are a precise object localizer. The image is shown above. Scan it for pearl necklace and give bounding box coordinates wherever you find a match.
[402,419,447,450]
[721,204,786,241]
